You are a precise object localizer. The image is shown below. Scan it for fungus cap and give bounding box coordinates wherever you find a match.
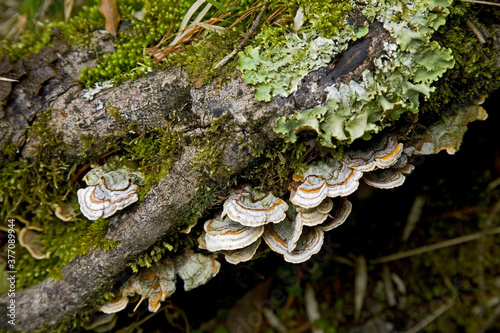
[19,227,50,260]
[297,198,333,227]
[175,251,221,291]
[344,136,403,172]
[223,238,262,265]
[363,168,406,189]
[100,296,129,314]
[222,186,289,227]
[318,198,352,232]
[77,172,139,221]
[203,214,264,252]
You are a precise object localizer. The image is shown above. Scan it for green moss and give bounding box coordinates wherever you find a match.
[192,114,234,180]
[0,22,54,61]
[240,140,308,197]
[122,127,185,199]
[167,30,243,88]
[106,101,127,124]
[419,3,500,120]
[78,219,120,255]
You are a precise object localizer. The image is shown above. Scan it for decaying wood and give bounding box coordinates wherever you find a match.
[0,20,464,331]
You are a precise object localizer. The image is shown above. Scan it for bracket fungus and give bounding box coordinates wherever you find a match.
[221,186,289,227]
[99,296,129,314]
[290,159,362,208]
[202,214,264,252]
[344,136,403,172]
[263,221,325,264]
[110,251,220,313]
[296,198,333,227]
[174,250,221,292]
[19,227,50,260]
[121,259,177,312]
[77,162,143,221]
[222,238,262,265]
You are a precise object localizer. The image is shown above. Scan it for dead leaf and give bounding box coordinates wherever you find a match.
[99,0,120,36]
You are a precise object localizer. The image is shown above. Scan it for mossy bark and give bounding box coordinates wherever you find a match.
[0,12,498,333]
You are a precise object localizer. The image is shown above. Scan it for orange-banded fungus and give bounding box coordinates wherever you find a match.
[203,214,264,252]
[100,296,129,314]
[77,170,140,221]
[296,198,333,227]
[363,168,406,189]
[318,198,352,232]
[290,159,362,208]
[221,186,289,227]
[223,238,262,265]
[344,136,403,172]
[263,224,324,264]
[84,313,117,332]
[121,259,176,313]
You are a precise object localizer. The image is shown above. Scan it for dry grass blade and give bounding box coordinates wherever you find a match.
[0,77,19,82]
[64,0,74,22]
[402,195,426,241]
[304,283,323,333]
[460,0,500,6]
[194,22,226,33]
[214,1,268,69]
[477,199,500,319]
[177,0,206,34]
[404,298,457,333]
[382,264,397,307]
[354,255,367,321]
[147,0,236,62]
[263,307,287,333]
[372,225,500,264]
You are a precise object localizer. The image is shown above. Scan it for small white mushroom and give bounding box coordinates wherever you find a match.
[222,186,289,227]
[175,250,221,291]
[203,214,264,252]
[344,136,403,172]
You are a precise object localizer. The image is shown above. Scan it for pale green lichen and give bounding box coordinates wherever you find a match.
[237,14,369,101]
[272,0,455,147]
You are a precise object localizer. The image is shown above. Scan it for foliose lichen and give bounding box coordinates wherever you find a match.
[270,0,456,147]
[237,15,369,102]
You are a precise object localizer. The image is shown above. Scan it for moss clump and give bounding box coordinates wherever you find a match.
[192,114,235,180]
[122,127,185,199]
[419,3,500,121]
[240,140,308,197]
[167,30,243,88]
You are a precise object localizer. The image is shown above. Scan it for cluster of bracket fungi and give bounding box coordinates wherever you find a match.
[199,135,414,264]
[100,250,220,314]
[77,160,143,221]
